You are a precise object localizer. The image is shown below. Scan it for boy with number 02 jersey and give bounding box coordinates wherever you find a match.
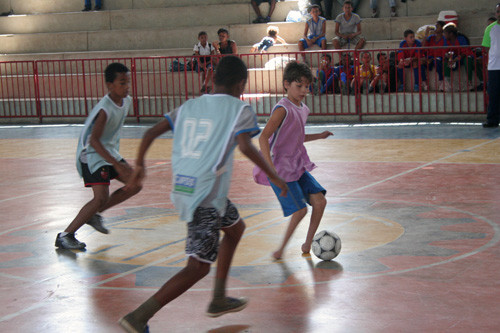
[118,56,287,333]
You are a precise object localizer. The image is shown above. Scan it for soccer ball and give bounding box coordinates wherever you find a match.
[312,230,341,261]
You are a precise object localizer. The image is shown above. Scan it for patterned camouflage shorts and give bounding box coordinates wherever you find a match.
[186,199,240,263]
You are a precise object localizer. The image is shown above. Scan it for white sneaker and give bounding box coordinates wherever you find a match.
[421,82,428,92]
[438,81,444,92]
[390,10,397,17]
[371,10,378,18]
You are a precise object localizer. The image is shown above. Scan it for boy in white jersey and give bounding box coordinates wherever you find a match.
[118,56,287,333]
[55,63,142,250]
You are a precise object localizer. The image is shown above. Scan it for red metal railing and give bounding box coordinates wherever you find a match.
[0,46,487,122]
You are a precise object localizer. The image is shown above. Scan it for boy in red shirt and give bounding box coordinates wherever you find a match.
[397,29,428,92]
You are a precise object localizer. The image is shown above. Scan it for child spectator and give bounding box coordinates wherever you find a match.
[251,0,276,23]
[376,52,397,92]
[330,52,355,94]
[55,63,142,250]
[253,61,333,260]
[332,1,365,50]
[119,56,287,332]
[310,54,335,95]
[250,26,286,53]
[442,24,482,91]
[397,29,428,92]
[370,0,396,18]
[423,21,448,91]
[214,28,238,55]
[193,31,216,94]
[298,4,327,62]
[352,51,378,94]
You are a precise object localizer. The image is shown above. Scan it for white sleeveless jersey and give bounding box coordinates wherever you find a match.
[76,94,132,176]
[166,94,259,221]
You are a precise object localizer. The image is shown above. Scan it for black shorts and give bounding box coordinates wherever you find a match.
[185,199,240,263]
[81,160,125,187]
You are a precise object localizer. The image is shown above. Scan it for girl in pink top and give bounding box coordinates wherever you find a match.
[253,61,333,259]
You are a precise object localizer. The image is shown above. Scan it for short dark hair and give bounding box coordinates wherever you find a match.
[443,24,458,37]
[283,61,313,87]
[436,21,446,28]
[376,52,387,62]
[322,54,332,62]
[198,31,207,38]
[104,62,129,83]
[308,4,320,12]
[404,29,414,38]
[488,17,496,23]
[214,55,247,87]
[217,28,229,35]
[343,1,353,6]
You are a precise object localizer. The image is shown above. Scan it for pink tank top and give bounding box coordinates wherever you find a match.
[253,98,316,185]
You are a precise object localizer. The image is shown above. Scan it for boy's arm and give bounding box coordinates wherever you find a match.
[89,109,130,177]
[352,22,362,38]
[237,132,287,197]
[303,22,310,39]
[125,118,171,190]
[305,131,334,142]
[276,35,286,44]
[319,20,326,38]
[258,107,286,170]
[335,22,342,38]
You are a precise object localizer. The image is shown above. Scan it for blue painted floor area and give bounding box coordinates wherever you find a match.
[1,122,499,140]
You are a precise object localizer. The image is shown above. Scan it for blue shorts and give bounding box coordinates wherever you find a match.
[300,35,326,49]
[270,171,326,217]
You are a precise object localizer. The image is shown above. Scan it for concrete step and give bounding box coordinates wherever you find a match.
[0,2,297,34]
[0,0,493,19]
[0,12,487,56]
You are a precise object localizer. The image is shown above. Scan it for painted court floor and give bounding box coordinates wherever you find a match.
[1,122,500,332]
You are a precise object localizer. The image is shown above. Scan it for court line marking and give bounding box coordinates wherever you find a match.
[0,190,48,204]
[339,137,500,197]
[0,302,46,323]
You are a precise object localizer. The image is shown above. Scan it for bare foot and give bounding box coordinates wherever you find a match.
[301,243,310,254]
[272,250,283,260]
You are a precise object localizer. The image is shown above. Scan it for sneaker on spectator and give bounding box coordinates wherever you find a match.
[390,8,397,17]
[94,6,102,10]
[413,84,419,92]
[252,16,265,24]
[265,16,271,22]
[444,79,452,92]
[55,233,86,250]
[82,6,91,11]
[398,84,404,92]
[438,80,444,92]
[371,10,378,18]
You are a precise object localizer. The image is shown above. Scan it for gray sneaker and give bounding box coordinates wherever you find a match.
[118,314,149,333]
[55,233,86,250]
[86,214,109,234]
[206,297,248,318]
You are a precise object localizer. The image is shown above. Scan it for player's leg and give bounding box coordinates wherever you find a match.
[207,207,248,318]
[302,192,327,254]
[273,208,308,260]
[98,161,142,212]
[119,257,211,332]
[55,184,109,249]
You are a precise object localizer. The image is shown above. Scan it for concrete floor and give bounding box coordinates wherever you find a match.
[1,122,499,332]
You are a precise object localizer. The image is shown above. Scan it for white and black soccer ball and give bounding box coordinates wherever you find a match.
[312,230,341,261]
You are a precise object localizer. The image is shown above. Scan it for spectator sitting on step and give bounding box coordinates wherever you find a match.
[83,0,102,11]
[313,54,335,94]
[328,52,355,94]
[396,29,428,92]
[332,1,365,50]
[298,4,327,62]
[376,51,398,92]
[194,31,216,94]
[352,51,378,94]
[423,21,448,91]
[251,0,276,23]
[214,28,238,55]
[250,26,286,53]
[309,0,334,20]
[370,0,397,18]
[442,23,483,91]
